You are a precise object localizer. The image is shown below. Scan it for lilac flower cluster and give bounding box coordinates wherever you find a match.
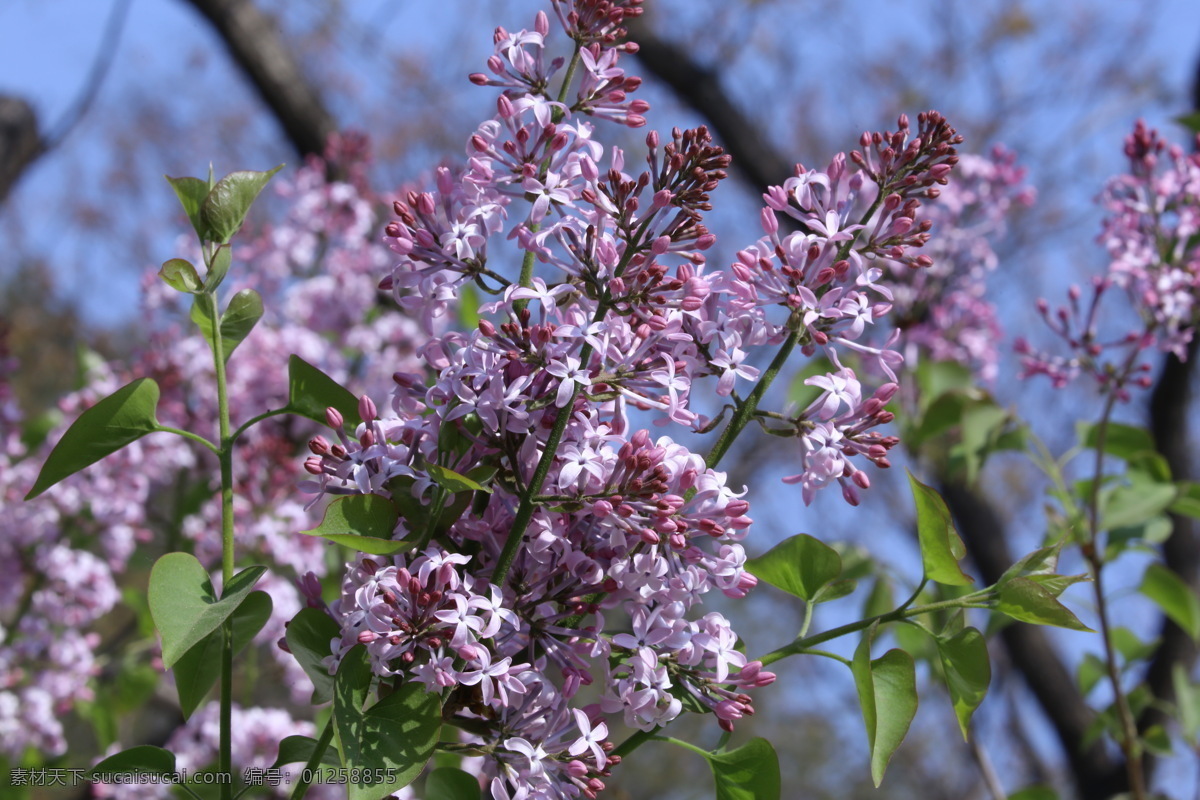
[1017,121,1200,399]
[885,146,1035,383]
[299,3,962,797]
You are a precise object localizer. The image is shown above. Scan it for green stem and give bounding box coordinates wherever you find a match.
[154,424,219,453]
[289,717,335,800]
[705,326,801,469]
[1083,370,1148,800]
[493,340,596,584]
[231,407,290,443]
[205,289,236,800]
[556,44,583,107]
[759,594,991,667]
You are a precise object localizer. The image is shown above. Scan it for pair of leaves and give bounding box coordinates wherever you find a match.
[167,166,282,245]
[190,290,264,363]
[148,553,269,716]
[745,533,854,604]
[333,646,442,799]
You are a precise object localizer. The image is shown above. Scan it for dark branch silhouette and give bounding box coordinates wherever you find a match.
[0,96,43,206]
[183,0,338,160]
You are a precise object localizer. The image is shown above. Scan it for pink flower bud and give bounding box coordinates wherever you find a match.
[325,407,344,429]
[358,395,377,423]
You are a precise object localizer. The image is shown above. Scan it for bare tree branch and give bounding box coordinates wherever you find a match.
[0,96,43,207]
[629,19,794,191]
[0,0,131,207]
[182,0,338,160]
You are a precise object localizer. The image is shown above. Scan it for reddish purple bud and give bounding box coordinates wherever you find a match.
[359,395,377,423]
[303,457,323,475]
[308,436,330,455]
[326,407,344,429]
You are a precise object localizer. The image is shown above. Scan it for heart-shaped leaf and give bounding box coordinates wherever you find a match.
[706,738,781,800]
[172,590,272,718]
[746,534,843,603]
[995,577,1092,632]
[334,646,442,798]
[159,258,203,293]
[148,553,266,668]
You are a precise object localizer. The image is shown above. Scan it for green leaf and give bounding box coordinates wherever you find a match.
[706,738,782,800]
[427,463,491,494]
[334,646,442,798]
[200,165,284,243]
[457,283,481,331]
[89,745,176,780]
[745,533,842,603]
[1177,112,1200,134]
[1008,786,1059,800]
[159,258,203,293]
[935,627,990,738]
[166,175,212,240]
[999,543,1062,585]
[995,577,1093,632]
[1077,421,1158,462]
[1140,563,1200,640]
[1173,663,1200,744]
[425,767,483,800]
[148,553,266,668]
[271,735,341,770]
[862,577,894,619]
[1076,653,1107,695]
[191,295,217,349]
[907,471,973,586]
[172,590,272,718]
[218,288,263,362]
[851,632,918,787]
[956,403,1011,483]
[1172,482,1200,519]
[203,244,232,292]
[1111,626,1158,664]
[1144,723,1173,756]
[286,355,361,428]
[915,360,975,410]
[1027,572,1090,598]
[301,494,405,554]
[25,378,161,499]
[1102,482,1177,531]
[284,608,341,705]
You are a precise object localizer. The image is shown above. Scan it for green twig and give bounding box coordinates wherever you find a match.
[289,717,335,800]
